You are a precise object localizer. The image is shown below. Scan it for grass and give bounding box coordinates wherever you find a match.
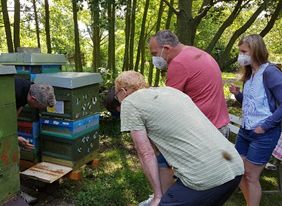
[60,119,152,206]
[57,73,282,205]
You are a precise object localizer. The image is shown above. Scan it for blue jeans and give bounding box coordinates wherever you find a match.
[235,127,281,165]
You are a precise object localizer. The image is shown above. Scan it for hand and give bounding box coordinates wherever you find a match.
[18,136,33,150]
[254,126,265,134]
[150,196,161,206]
[229,84,240,95]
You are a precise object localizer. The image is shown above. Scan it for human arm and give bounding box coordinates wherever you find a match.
[17,107,23,116]
[229,84,243,104]
[131,130,162,205]
[18,136,33,150]
[259,66,282,131]
[17,107,34,149]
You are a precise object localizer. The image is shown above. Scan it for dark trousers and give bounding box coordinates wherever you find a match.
[159,175,242,206]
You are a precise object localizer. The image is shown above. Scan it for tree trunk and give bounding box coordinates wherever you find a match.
[122,0,132,71]
[176,0,215,45]
[140,34,146,75]
[91,0,101,72]
[153,1,165,87]
[72,0,83,72]
[220,0,269,68]
[14,0,20,51]
[260,0,282,37]
[108,0,116,79]
[134,0,149,72]
[176,0,193,45]
[224,0,282,68]
[1,0,13,52]
[128,0,136,70]
[44,0,52,53]
[165,0,174,29]
[33,0,41,48]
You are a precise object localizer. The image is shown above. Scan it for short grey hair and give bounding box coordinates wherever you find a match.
[154,30,179,47]
[30,84,56,107]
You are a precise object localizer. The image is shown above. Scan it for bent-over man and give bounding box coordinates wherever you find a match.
[115,71,244,206]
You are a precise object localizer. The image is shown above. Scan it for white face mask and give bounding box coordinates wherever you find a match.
[152,48,167,70]
[237,53,252,66]
[152,56,167,70]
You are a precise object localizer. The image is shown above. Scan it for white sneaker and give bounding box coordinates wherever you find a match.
[139,194,154,206]
[20,191,37,204]
[265,162,277,171]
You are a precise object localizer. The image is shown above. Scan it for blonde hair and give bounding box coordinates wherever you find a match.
[238,34,269,82]
[115,71,147,92]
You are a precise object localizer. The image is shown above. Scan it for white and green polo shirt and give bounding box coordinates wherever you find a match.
[120,87,244,190]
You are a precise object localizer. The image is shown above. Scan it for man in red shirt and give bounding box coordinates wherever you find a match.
[149,30,229,133]
[139,30,230,205]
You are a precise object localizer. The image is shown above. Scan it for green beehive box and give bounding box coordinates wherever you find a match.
[0,104,17,138]
[0,134,19,170]
[41,129,99,163]
[0,135,20,203]
[20,148,40,162]
[34,72,103,120]
[0,164,20,203]
[0,66,17,138]
[42,150,98,170]
[0,66,20,204]
[0,66,16,106]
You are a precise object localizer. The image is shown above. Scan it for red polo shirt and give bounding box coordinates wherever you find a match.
[166,46,229,128]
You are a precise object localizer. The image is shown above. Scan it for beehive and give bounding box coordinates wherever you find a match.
[35,72,103,120]
[0,66,20,203]
[0,53,67,82]
[41,129,99,169]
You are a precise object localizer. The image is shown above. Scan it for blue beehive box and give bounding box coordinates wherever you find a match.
[40,114,99,138]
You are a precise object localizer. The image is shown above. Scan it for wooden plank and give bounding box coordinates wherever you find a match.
[20,162,72,183]
[229,114,242,125]
[228,123,240,135]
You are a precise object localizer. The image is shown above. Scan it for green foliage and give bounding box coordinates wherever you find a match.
[61,129,152,206]
[0,0,281,82]
[222,72,242,116]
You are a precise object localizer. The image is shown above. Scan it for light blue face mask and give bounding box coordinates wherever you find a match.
[152,47,167,70]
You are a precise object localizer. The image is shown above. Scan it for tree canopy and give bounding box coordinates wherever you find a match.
[0,0,281,85]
